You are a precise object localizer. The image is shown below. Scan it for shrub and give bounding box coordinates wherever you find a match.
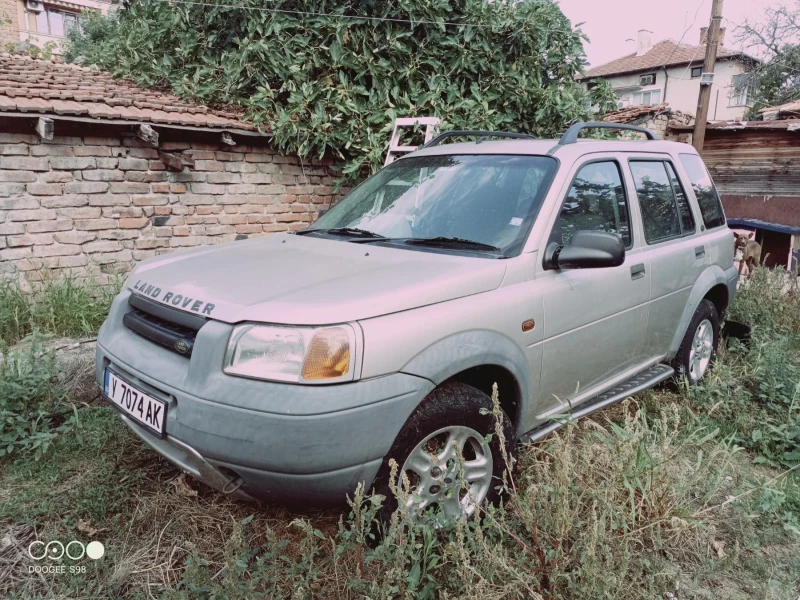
[0,337,75,460]
[728,266,800,336]
[64,0,618,182]
[689,268,800,468]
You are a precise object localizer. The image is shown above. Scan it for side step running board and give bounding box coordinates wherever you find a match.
[519,363,674,444]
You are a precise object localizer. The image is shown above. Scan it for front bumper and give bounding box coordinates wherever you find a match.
[96,290,434,505]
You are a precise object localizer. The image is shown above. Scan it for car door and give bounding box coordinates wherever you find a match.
[625,157,705,361]
[535,156,650,416]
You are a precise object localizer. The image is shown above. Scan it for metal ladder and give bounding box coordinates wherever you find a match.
[384,117,440,166]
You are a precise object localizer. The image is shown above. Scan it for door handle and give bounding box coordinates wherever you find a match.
[695,245,706,259]
[630,263,646,280]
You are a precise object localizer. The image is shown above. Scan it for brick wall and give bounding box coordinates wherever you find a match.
[0,130,342,288]
[0,0,18,46]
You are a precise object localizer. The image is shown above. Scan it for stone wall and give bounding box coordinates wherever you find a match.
[0,130,341,288]
[614,110,695,143]
[643,111,694,143]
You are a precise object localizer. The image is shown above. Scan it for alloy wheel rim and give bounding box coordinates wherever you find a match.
[399,425,493,525]
[688,318,714,381]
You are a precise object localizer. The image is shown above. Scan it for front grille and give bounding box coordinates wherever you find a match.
[124,294,207,358]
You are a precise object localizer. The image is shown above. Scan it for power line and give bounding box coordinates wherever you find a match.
[154,0,494,28]
[660,0,708,73]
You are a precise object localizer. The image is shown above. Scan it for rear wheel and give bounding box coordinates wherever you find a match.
[672,299,720,384]
[372,381,515,527]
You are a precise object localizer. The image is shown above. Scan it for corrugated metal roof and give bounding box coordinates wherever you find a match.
[669,119,800,131]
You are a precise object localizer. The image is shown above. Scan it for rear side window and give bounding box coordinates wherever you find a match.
[630,161,682,243]
[679,154,725,229]
[552,161,632,248]
[665,162,695,234]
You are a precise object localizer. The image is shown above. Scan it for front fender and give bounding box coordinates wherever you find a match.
[666,264,737,358]
[399,329,532,414]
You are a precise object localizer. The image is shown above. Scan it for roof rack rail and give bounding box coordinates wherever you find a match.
[421,130,536,149]
[557,122,659,146]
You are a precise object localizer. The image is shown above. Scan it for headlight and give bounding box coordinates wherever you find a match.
[223,323,358,384]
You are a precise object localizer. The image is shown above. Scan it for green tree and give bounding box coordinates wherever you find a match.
[734,1,800,117]
[66,0,615,180]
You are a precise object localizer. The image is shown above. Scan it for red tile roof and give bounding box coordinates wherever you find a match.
[581,40,750,79]
[0,53,260,132]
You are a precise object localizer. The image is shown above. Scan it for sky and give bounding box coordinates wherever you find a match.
[556,0,773,68]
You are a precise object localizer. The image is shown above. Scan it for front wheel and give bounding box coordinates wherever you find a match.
[372,381,516,526]
[672,299,720,384]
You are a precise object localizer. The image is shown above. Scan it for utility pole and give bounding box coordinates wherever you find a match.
[692,0,724,152]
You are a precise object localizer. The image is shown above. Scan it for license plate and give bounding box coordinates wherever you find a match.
[104,369,167,436]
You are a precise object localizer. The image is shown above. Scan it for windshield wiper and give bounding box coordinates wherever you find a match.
[295,227,387,240]
[401,237,501,252]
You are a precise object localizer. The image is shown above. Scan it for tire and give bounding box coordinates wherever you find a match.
[671,299,720,384]
[372,381,516,526]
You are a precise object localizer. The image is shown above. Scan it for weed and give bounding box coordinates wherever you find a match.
[689,268,800,468]
[0,279,30,346]
[0,336,75,460]
[0,274,120,345]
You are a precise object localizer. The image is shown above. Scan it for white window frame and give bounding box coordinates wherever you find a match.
[728,74,753,107]
[639,73,656,86]
[632,89,662,106]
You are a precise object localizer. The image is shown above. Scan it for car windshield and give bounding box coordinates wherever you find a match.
[305,154,558,256]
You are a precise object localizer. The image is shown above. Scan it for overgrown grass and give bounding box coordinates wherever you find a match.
[0,274,119,345]
[1,266,799,598]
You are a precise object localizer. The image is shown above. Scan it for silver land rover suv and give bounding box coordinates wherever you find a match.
[96,122,738,521]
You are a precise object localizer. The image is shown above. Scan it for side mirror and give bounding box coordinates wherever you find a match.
[543,230,625,270]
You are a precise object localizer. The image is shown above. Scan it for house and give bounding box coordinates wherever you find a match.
[580,28,757,121]
[0,53,341,288]
[0,0,111,52]
[669,118,800,272]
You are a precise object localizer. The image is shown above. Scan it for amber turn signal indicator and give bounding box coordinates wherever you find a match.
[522,319,535,332]
[301,327,351,380]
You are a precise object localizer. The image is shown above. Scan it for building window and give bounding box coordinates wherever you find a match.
[691,66,703,78]
[30,7,79,37]
[639,73,656,86]
[728,73,753,107]
[632,89,661,106]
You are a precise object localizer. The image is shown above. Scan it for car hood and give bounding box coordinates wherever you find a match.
[126,234,508,324]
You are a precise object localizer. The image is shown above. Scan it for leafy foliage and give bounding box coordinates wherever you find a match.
[65,0,615,180]
[0,337,75,460]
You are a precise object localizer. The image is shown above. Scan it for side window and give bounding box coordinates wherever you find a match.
[630,161,681,243]
[665,162,695,234]
[552,161,631,248]
[679,153,726,229]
